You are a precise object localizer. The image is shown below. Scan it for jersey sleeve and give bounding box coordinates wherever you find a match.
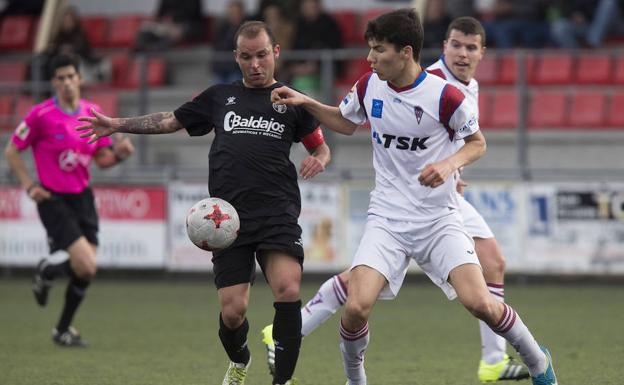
[173,88,214,136]
[338,72,372,126]
[11,107,40,151]
[439,84,479,140]
[293,105,320,142]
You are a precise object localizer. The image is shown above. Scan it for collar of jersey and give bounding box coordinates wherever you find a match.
[439,54,470,86]
[53,96,81,116]
[387,70,427,93]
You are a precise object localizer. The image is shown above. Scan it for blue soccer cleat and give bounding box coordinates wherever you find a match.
[531,346,557,385]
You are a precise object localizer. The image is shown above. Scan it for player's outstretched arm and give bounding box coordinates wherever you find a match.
[77,109,183,144]
[419,131,486,188]
[271,86,358,135]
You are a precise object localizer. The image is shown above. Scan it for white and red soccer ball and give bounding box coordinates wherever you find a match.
[186,197,240,251]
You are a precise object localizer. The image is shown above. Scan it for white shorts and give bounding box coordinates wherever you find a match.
[458,194,494,239]
[351,211,479,301]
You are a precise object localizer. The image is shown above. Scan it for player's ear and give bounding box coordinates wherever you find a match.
[273,43,281,59]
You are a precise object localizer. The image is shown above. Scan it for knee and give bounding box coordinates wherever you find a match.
[344,300,371,329]
[73,261,97,279]
[464,295,498,323]
[273,280,301,302]
[221,301,247,327]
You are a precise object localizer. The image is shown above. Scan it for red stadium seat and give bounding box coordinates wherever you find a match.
[614,56,624,84]
[531,54,573,85]
[331,11,361,46]
[108,15,144,48]
[14,95,33,125]
[356,9,391,41]
[80,16,109,48]
[474,56,498,86]
[569,91,607,127]
[606,92,624,127]
[477,90,491,128]
[0,15,34,51]
[489,90,518,128]
[0,94,14,130]
[0,61,28,84]
[336,58,370,86]
[87,92,119,117]
[498,54,535,85]
[126,57,167,88]
[575,55,613,84]
[528,91,567,128]
[110,54,130,87]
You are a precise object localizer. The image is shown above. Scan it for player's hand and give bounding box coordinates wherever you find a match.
[456,176,468,196]
[419,160,454,188]
[77,108,118,144]
[27,184,51,203]
[271,86,307,106]
[300,155,325,180]
[112,133,134,161]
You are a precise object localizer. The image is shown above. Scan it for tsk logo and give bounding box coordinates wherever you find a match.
[223,111,285,135]
[372,130,429,151]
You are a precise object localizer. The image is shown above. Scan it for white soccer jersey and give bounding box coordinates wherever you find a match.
[339,70,479,222]
[426,55,479,114]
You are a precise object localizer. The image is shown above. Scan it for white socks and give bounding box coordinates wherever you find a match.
[301,275,347,336]
[339,320,369,385]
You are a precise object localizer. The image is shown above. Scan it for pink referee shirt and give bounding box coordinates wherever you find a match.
[11,97,112,193]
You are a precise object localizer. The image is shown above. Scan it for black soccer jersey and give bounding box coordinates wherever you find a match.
[173,81,318,220]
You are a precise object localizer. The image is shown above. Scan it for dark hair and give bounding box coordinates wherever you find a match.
[48,53,80,79]
[364,8,423,61]
[446,16,486,47]
[234,20,277,48]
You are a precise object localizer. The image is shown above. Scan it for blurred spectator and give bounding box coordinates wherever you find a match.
[212,0,247,84]
[136,0,204,51]
[290,0,343,95]
[46,6,110,83]
[422,0,453,49]
[257,0,301,21]
[481,0,550,48]
[550,0,624,48]
[261,3,294,50]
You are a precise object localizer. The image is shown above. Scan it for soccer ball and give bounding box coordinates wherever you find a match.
[186,197,240,251]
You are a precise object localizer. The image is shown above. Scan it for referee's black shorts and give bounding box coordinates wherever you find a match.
[37,187,99,253]
[212,215,304,289]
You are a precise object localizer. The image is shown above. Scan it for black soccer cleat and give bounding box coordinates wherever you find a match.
[32,258,52,307]
[52,327,88,348]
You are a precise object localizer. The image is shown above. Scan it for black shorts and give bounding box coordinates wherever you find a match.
[212,216,304,289]
[37,187,99,253]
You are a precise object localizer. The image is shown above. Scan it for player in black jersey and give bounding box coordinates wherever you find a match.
[77,21,330,385]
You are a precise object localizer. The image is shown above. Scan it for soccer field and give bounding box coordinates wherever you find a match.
[1,278,623,385]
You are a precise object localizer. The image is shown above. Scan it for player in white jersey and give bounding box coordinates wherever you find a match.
[262,16,529,383]
[270,9,557,385]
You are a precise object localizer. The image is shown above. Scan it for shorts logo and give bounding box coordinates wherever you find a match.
[371,99,383,118]
[272,103,287,114]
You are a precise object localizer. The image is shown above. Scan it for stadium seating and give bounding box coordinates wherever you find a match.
[336,58,370,86]
[489,89,518,128]
[569,91,607,127]
[0,94,14,130]
[87,92,119,117]
[80,16,109,48]
[474,56,498,86]
[529,91,567,128]
[531,53,573,85]
[614,56,624,84]
[0,15,34,51]
[331,11,360,46]
[607,92,624,127]
[575,55,613,84]
[108,15,144,48]
[0,61,28,84]
[356,9,391,42]
[14,96,33,125]
[477,90,491,128]
[112,54,166,88]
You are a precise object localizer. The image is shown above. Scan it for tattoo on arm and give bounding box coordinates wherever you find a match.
[118,112,182,134]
